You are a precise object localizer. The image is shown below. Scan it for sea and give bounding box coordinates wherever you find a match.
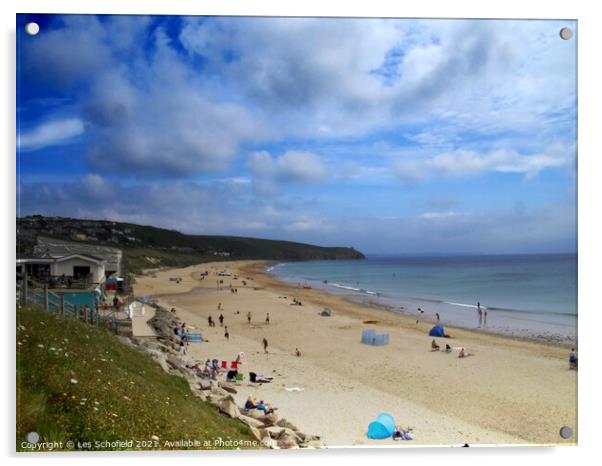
[268,254,577,345]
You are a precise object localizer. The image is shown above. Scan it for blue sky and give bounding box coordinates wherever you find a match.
[16,14,577,254]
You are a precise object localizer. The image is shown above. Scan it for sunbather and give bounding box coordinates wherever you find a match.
[458,347,472,358]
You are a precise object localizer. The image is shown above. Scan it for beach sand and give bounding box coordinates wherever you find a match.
[133,260,577,447]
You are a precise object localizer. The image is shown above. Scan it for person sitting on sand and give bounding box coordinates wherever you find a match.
[244,396,274,413]
[256,399,278,415]
[265,313,270,324]
[247,312,252,324]
[295,348,301,357]
[431,339,440,351]
[444,344,452,353]
[224,327,230,340]
[458,347,472,358]
[569,348,578,369]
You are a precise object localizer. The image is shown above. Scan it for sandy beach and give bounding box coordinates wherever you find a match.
[133,260,577,447]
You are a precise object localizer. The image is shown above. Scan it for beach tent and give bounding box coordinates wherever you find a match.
[361,329,390,346]
[429,324,446,337]
[320,308,332,316]
[367,413,397,439]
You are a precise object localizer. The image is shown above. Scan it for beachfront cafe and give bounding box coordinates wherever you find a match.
[17,253,107,310]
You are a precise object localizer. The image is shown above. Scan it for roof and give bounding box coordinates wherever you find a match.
[17,253,106,265]
[54,253,106,264]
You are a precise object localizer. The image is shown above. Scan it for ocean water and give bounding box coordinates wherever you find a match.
[269,254,577,344]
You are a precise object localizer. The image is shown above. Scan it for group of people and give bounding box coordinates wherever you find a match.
[431,339,471,357]
[174,322,190,355]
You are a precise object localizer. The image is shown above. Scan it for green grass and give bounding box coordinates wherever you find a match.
[123,247,210,274]
[16,305,259,451]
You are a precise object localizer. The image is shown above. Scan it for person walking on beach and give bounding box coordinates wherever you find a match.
[224,326,230,341]
[219,313,224,326]
[247,312,252,325]
[477,302,483,327]
[436,312,440,323]
[262,337,269,354]
[569,348,578,369]
[265,313,270,325]
[218,302,222,310]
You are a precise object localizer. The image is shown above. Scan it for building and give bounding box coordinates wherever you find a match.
[17,254,106,284]
[33,236,123,276]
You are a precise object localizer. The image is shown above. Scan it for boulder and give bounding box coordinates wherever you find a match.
[153,355,171,374]
[205,393,221,404]
[238,415,265,429]
[218,396,241,418]
[281,427,303,443]
[248,425,262,443]
[277,433,299,449]
[258,413,278,427]
[197,379,212,390]
[276,418,299,431]
[301,439,325,449]
[210,386,228,398]
[260,437,277,449]
[243,409,264,420]
[218,381,238,394]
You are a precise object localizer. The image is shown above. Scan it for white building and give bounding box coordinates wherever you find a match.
[17,254,106,284]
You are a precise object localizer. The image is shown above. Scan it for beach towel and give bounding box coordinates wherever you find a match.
[284,387,305,392]
[187,333,204,342]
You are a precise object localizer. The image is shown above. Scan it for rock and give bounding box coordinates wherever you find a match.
[243,409,264,420]
[276,418,299,431]
[277,434,299,449]
[166,355,183,369]
[265,427,284,439]
[248,425,262,443]
[198,379,212,390]
[218,381,238,394]
[301,439,325,449]
[218,396,241,418]
[153,355,171,374]
[260,437,277,449]
[258,413,278,427]
[238,415,265,429]
[281,427,303,443]
[210,386,228,398]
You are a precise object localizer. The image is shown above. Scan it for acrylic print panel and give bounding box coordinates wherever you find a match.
[16,14,577,451]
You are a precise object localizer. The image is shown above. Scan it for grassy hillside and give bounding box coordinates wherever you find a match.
[16,306,258,451]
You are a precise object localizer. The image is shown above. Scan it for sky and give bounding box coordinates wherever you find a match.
[16,14,577,254]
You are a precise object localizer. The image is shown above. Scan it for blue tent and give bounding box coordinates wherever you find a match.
[429,324,446,337]
[367,413,396,439]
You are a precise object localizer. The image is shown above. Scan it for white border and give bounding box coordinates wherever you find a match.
[3,1,601,465]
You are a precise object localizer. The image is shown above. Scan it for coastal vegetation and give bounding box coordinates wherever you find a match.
[16,305,258,451]
[17,215,365,273]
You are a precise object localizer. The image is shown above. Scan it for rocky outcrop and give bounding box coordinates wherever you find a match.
[123,302,324,449]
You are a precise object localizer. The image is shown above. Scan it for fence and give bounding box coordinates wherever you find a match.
[17,272,130,333]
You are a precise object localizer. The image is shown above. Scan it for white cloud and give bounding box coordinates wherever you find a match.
[19,118,84,151]
[395,143,574,180]
[247,150,327,194]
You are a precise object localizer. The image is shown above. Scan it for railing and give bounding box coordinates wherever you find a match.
[16,272,127,333]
